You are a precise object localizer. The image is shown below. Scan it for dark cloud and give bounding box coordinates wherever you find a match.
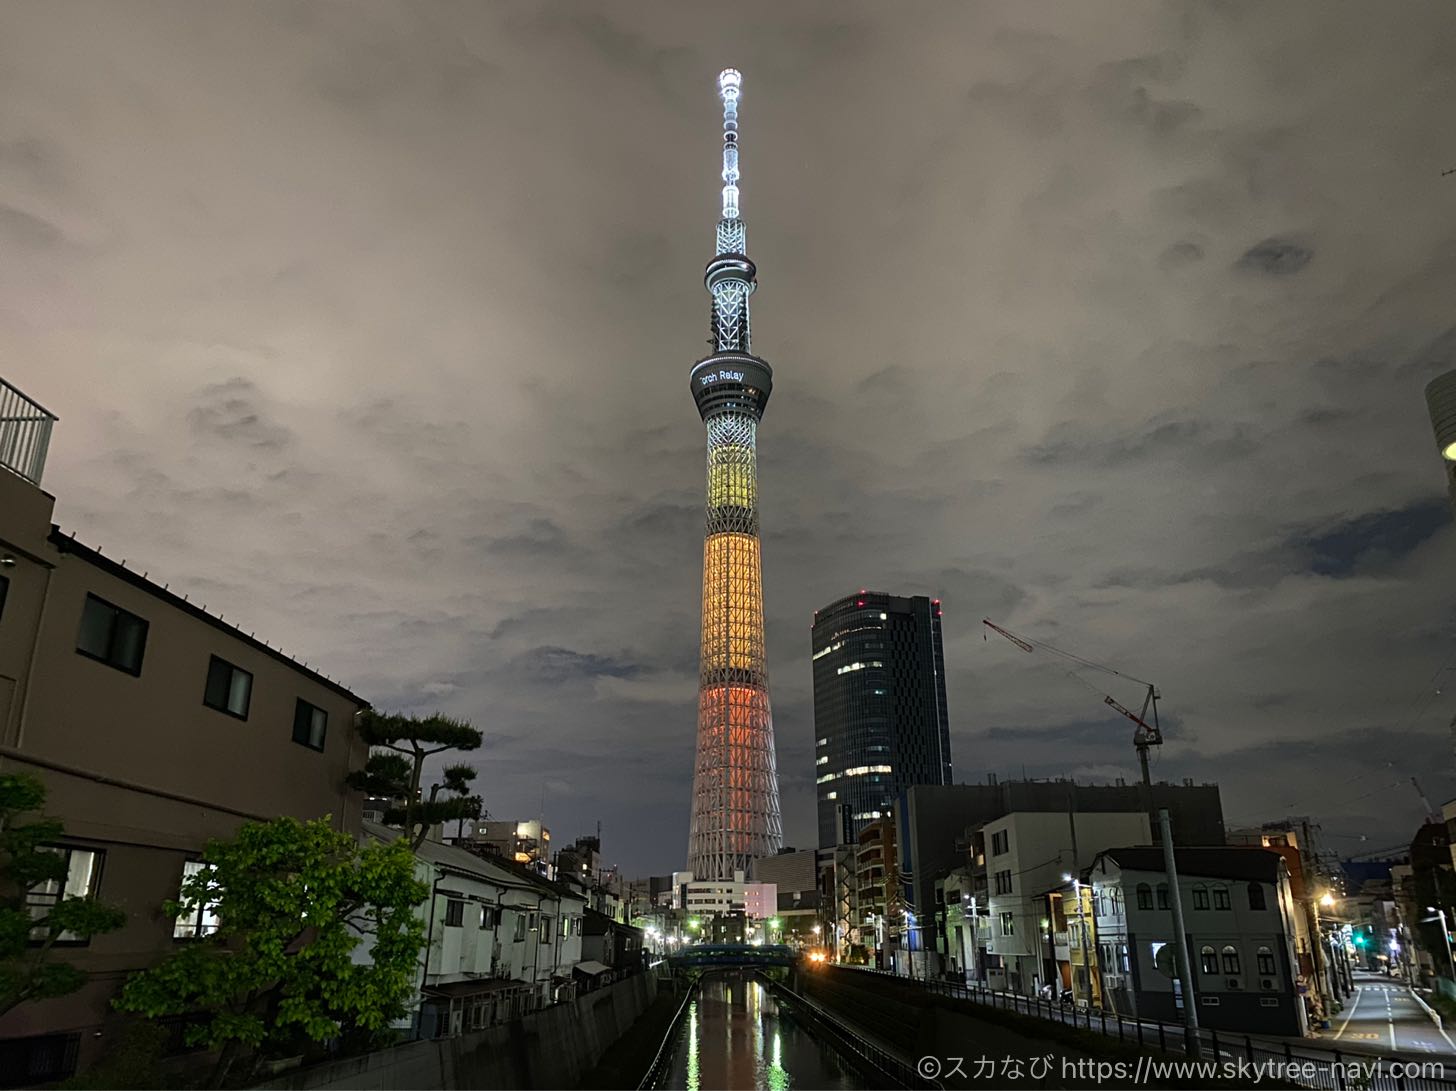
[1236,236,1314,276]
[1294,500,1448,577]
[511,645,647,683]
[185,379,293,451]
[0,203,63,247]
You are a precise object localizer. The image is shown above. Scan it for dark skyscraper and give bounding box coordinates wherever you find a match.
[811,591,952,847]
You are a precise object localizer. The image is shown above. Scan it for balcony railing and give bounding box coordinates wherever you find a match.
[0,378,57,485]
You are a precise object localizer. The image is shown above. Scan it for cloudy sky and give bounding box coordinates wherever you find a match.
[5,2,1456,876]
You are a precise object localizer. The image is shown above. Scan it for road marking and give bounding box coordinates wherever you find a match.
[1402,984,1456,1052]
[1334,985,1363,1040]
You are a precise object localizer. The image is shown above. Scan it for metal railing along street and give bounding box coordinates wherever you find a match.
[834,965,1456,1091]
[637,976,700,1091]
[758,972,942,1090]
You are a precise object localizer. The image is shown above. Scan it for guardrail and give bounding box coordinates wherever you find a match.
[636,977,699,1091]
[833,965,1456,1091]
[0,377,57,485]
[757,972,942,1090]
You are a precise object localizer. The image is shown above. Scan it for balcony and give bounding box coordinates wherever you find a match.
[0,378,57,485]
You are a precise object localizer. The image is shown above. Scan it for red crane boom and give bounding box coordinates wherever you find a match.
[982,618,1164,788]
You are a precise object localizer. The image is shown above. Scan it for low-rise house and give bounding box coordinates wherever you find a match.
[977,811,1149,997]
[580,908,644,982]
[362,823,586,1038]
[1088,846,1306,1036]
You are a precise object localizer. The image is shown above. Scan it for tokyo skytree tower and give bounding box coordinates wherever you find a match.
[686,69,783,880]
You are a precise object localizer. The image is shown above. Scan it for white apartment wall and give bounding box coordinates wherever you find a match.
[1091,861,1302,1007]
[983,812,1150,987]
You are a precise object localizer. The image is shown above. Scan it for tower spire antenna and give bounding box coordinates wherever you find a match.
[718,68,742,222]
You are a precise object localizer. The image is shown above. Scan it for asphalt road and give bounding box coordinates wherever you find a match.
[1330,970,1456,1058]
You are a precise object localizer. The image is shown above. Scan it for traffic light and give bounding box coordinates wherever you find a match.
[1353,932,1367,947]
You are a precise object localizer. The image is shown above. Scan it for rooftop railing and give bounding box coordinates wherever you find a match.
[0,378,57,485]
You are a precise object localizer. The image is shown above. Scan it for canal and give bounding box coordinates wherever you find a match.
[661,973,872,1090]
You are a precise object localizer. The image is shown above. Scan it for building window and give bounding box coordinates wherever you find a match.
[991,830,1009,855]
[1257,946,1276,975]
[0,1033,81,1087]
[1199,945,1217,974]
[25,847,103,944]
[540,916,553,944]
[1212,885,1230,910]
[202,656,253,719]
[1222,945,1240,974]
[173,861,221,939]
[1191,884,1209,911]
[75,594,148,676]
[513,912,526,942]
[999,912,1014,937]
[993,870,1012,895]
[1156,883,1169,910]
[1247,883,1266,911]
[292,699,327,751]
[481,905,499,929]
[560,916,571,938]
[1135,883,1153,910]
[444,900,465,927]
[0,573,9,622]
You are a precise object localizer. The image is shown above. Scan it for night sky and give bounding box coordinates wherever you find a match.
[6,3,1456,877]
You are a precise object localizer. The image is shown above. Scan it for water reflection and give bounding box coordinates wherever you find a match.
[665,974,867,1091]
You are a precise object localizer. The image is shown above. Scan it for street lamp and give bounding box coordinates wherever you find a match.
[1425,907,1456,980]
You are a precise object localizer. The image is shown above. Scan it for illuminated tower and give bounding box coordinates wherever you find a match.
[686,69,783,880]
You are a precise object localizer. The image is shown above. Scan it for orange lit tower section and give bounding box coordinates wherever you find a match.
[686,69,782,880]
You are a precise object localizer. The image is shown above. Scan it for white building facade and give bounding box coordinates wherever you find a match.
[1089,846,1306,1036]
[980,811,1150,996]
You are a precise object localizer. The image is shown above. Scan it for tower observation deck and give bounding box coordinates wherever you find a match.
[686,69,783,880]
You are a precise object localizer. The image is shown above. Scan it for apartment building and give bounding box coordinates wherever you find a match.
[1088,846,1306,1036]
[362,824,586,1038]
[976,810,1150,996]
[0,377,368,1081]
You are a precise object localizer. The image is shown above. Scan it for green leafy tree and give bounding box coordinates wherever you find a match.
[346,711,483,849]
[0,773,126,1017]
[115,816,427,1088]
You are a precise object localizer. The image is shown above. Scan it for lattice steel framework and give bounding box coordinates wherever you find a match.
[686,69,783,880]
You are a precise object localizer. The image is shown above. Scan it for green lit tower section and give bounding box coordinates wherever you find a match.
[686,69,783,881]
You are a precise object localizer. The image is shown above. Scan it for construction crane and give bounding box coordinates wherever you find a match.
[982,618,1164,790]
[1410,776,1442,825]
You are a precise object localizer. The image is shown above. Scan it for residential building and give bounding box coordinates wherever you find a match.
[681,871,776,926]
[0,376,368,1081]
[1226,818,1338,1017]
[812,591,950,847]
[856,818,900,968]
[463,818,551,873]
[976,811,1150,997]
[580,909,644,978]
[1088,846,1307,1036]
[896,779,1225,978]
[362,823,586,1038]
[750,847,820,942]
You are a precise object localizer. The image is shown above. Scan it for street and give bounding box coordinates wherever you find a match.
[1329,971,1456,1058]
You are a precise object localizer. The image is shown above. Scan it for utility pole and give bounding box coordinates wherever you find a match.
[1068,786,1093,1008]
[1160,808,1201,1058]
